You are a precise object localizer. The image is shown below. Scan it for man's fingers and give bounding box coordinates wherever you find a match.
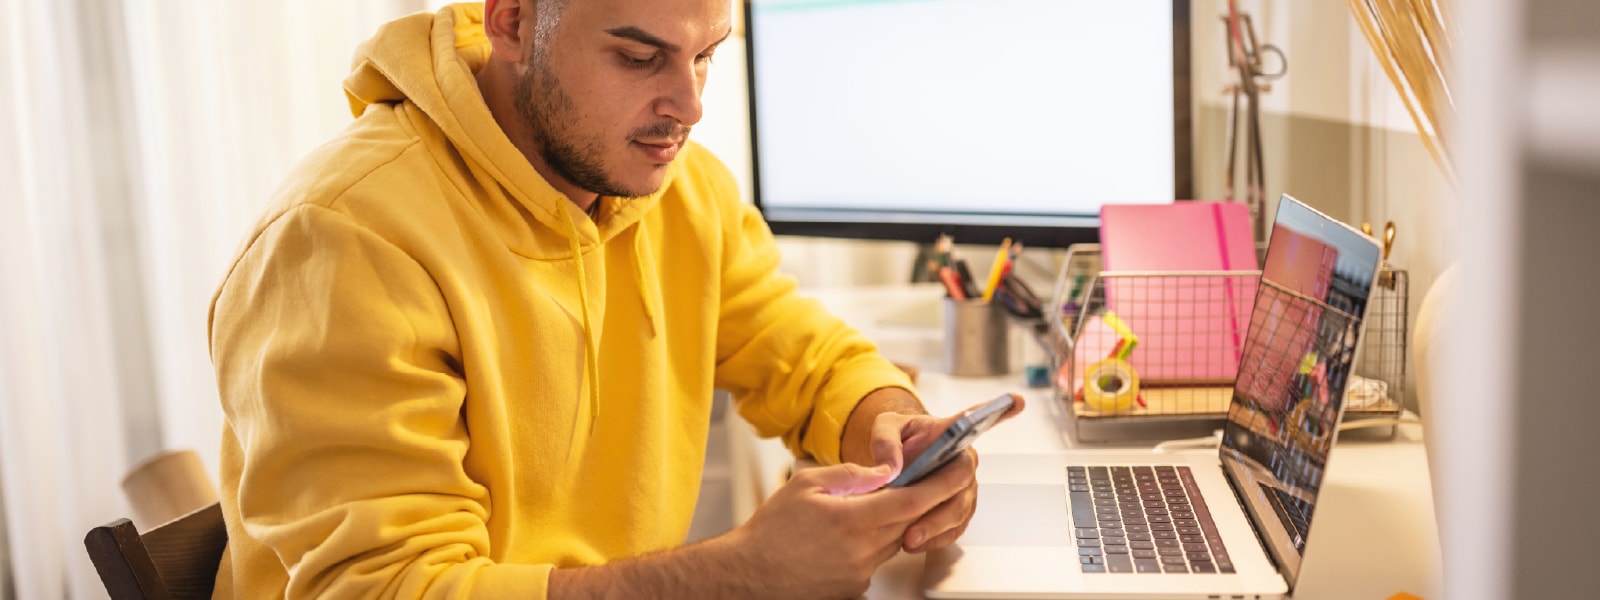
[799,462,895,496]
[900,413,959,458]
[847,473,963,525]
[915,447,976,491]
[872,536,904,568]
[901,452,978,549]
[903,484,975,552]
[962,393,1026,422]
[848,449,973,526]
[999,392,1027,420]
[870,414,907,473]
[914,520,969,554]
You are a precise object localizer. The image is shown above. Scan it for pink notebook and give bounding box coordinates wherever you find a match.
[1094,202,1258,384]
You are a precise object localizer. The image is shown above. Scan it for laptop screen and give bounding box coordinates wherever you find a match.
[1218,195,1382,587]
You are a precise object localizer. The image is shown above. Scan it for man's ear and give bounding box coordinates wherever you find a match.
[482,0,529,64]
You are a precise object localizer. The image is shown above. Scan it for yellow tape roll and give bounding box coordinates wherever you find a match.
[1084,358,1140,413]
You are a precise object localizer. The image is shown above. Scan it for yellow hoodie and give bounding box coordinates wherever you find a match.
[208,4,914,598]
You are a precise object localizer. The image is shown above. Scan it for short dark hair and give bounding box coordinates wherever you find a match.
[531,0,571,60]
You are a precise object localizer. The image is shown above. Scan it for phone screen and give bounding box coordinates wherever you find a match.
[886,394,1015,488]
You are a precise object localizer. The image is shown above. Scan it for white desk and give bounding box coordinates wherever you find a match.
[729,284,1444,599]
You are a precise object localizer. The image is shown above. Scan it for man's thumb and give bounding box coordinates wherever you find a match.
[806,462,895,496]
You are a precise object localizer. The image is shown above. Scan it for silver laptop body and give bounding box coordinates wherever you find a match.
[925,195,1385,599]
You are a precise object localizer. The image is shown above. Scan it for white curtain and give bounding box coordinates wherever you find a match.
[0,1,437,597]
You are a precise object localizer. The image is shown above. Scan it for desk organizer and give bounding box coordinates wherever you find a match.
[1048,244,1409,442]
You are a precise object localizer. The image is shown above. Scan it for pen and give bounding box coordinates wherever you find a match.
[1001,273,1043,314]
[994,283,1043,320]
[953,259,981,299]
[993,287,1033,320]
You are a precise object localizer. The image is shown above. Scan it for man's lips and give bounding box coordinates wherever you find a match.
[632,139,682,162]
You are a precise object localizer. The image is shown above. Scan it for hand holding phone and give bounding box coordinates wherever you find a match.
[887,394,1018,488]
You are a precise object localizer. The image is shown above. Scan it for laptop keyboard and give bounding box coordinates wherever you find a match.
[1261,482,1311,551]
[1068,465,1235,574]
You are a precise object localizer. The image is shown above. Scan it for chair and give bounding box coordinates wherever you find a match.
[84,502,227,600]
[120,449,219,531]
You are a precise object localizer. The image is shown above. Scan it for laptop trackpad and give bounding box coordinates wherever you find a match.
[957,484,1072,547]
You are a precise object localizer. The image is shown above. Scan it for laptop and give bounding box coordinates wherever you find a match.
[923,195,1383,599]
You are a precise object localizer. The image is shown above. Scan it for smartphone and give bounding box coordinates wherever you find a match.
[886,394,1016,488]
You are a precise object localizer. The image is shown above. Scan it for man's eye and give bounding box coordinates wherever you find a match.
[620,53,658,68]
[696,52,716,65]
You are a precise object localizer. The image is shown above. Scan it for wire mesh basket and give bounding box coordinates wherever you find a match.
[1047,244,1409,442]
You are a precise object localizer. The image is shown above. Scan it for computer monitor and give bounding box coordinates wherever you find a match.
[743,0,1192,248]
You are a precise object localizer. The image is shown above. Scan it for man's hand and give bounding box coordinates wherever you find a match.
[549,393,1025,600]
[724,461,966,599]
[860,393,1026,553]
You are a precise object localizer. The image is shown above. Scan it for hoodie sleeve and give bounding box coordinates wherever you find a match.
[212,204,549,599]
[706,184,917,466]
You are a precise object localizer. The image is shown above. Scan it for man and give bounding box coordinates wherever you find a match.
[209,0,1020,597]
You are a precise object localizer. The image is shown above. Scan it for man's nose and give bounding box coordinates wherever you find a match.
[656,62,704,127]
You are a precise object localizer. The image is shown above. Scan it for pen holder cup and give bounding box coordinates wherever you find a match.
[943,298,1010,377]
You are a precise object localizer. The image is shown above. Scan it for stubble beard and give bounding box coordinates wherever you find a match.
[513,58,688,200]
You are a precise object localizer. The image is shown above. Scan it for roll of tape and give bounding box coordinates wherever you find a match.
[1083,358,1140,413]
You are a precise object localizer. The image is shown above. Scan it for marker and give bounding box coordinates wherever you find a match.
[938,267,968,301]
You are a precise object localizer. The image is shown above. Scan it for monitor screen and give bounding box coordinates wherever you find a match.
[744,0,1191,247]
[1219,196,1382,587]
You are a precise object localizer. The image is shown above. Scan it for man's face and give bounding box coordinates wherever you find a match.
[513,0,732,199]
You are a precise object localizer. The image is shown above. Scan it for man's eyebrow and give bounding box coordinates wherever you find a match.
[605,26,735,54]
[605,26,680,53]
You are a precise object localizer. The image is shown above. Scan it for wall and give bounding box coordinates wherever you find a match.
[1190,0,1455,302]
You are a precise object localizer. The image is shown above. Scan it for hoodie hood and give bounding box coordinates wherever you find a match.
[342,3,669,255]
[342,3,675,439]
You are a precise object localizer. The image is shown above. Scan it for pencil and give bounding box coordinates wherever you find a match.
[981,238,1012,302]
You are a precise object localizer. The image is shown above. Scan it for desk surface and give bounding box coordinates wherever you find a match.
[766,284,1444,599]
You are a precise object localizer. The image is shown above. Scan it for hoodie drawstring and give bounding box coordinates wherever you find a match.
[558,204,601,439]
[632,224,659,338]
